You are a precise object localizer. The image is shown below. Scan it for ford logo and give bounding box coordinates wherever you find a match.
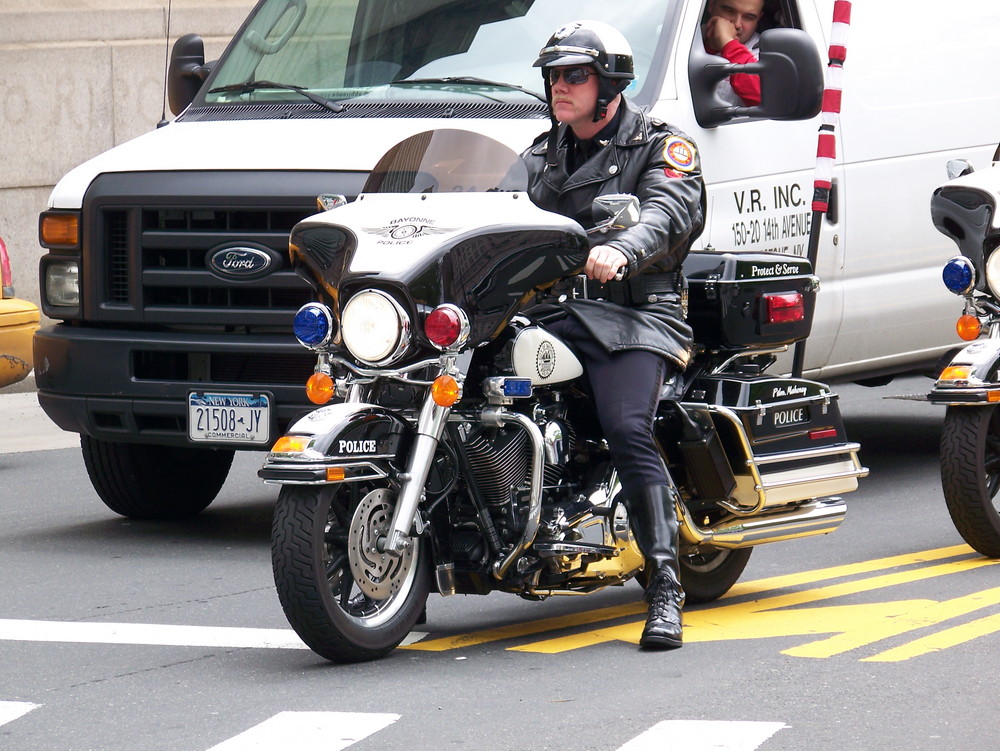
[206,244,276,281]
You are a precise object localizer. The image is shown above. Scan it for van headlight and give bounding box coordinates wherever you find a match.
[44,260,80,306]
[341,289,410,365]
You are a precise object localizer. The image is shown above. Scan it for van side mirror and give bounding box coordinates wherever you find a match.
[690,28,823,128]
[167,33,210,116]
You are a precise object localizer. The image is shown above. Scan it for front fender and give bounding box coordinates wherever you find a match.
[930,338,1000,405]
[258,402,413,484]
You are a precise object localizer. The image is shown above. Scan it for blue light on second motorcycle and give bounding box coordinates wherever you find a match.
[942,256,976,295]
[293,303,334,348]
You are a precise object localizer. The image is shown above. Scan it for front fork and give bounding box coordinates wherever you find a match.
[382,394,451,555]
[378,369,548,577]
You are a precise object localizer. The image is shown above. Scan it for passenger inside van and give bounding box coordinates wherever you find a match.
[702,0,788,106]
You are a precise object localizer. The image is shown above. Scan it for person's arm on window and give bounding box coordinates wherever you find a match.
[719,39,761,106]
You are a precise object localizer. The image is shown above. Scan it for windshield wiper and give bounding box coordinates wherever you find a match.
[391,76,547,104]
[208,80,345,113]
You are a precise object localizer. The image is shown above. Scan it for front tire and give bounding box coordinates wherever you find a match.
[81,436,234,519]
[940,405,1000,557]
[271,484,430,663]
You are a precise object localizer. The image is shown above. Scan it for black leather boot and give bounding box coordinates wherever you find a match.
[627,484,685,650]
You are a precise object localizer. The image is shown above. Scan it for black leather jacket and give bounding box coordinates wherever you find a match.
[522,97,706,367]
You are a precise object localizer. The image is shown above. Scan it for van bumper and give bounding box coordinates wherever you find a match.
[33,324,315,448]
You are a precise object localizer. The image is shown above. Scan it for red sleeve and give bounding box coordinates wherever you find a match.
[720,39,761,106]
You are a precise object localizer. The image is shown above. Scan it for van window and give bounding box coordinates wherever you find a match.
[690,0,801,125]
[698,0,800,41]
[199,0,680,115]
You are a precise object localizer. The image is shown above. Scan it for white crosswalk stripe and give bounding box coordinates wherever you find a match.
[0,618,427,650]
[617,720,787,751]
[0,701,40,727]
[0,700,785,750]
[205,711,400,751]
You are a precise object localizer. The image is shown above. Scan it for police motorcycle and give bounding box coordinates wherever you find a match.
[929,156,1000,557]
[258,128,868,663]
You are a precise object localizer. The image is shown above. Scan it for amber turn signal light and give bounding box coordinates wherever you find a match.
[431,374,461,407]
[939,365,972,382]
[40,213,80,247]
[306,372,335,404]
[956,314,982,341]
[271,435,310,453]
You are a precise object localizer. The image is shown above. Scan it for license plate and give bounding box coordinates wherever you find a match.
[188,392,270,445]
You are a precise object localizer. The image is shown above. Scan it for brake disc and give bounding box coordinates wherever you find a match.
[348,487,415,600]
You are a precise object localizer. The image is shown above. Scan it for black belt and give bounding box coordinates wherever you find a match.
[576,271,684,306]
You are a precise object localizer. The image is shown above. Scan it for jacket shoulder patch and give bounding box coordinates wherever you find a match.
[662,135,697,173]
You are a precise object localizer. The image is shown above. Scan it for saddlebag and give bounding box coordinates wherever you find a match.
[683,250,818,347]
[681,374,867,511]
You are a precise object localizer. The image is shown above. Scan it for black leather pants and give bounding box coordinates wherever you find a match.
[546,314,670,494]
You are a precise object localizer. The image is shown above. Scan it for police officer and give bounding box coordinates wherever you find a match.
[522,20,706,649]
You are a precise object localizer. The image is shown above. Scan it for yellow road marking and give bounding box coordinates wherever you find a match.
[862,590,1000,662]
[402,545,1000,660]
[403,601,644,651]
[515,555,1000,654]
[721,544,974,599]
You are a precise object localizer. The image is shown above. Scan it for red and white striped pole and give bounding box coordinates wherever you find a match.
[793,0,851,377]
[809,0,851,221]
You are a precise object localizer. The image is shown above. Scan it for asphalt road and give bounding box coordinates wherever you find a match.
[2,377,999,751]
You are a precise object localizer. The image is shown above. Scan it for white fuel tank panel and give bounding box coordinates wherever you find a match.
[511,326,584,385]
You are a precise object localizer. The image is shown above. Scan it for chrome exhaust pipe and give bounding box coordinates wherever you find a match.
[680,497,846,549]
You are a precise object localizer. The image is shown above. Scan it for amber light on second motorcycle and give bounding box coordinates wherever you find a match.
[956,313,982,341]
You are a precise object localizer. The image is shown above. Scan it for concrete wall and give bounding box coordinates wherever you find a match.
[0,0,257,312]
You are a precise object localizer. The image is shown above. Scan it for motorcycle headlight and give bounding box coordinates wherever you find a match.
[341,289,411,365]
[942,256,976,296]
[986,250,1000,298]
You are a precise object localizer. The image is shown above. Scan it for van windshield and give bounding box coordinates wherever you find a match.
[200,0,674,111]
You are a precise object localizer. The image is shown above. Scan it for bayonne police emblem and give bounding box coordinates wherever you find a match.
[663,135,696,173]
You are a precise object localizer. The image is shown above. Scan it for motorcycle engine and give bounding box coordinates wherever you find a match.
[463,418,575,541]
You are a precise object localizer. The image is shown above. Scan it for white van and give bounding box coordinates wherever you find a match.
[34,0,1000,516]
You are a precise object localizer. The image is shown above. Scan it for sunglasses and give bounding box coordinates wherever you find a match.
[548,67,594,86]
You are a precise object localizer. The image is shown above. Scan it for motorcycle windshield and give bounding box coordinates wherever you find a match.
[361,129,529,194]
[290,128,587,346]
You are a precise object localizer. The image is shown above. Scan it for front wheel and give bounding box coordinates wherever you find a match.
[81,436,234,519]
[271,483,430,663]
[940,405,1000,557]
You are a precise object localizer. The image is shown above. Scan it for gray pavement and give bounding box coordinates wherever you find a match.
[0,378,77,454]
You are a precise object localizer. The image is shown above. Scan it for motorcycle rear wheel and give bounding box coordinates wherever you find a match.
[638,546,752,603]
[679,547,753,604]
[271,483,430,662]
[940,405,1000,557]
